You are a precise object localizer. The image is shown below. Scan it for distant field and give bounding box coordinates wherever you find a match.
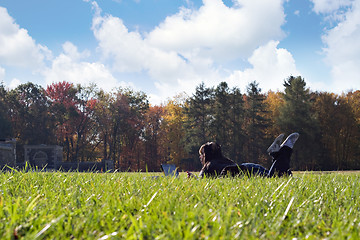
[1,170,359,239]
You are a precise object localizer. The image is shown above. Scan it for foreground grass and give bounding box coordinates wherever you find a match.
[0,171,359,239]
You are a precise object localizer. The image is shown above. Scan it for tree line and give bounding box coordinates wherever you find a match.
[0,76,359,171]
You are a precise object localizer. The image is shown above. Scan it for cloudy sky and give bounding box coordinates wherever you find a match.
[1,0,359,104]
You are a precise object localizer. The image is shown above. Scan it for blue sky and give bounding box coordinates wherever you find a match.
[1,0,359,104]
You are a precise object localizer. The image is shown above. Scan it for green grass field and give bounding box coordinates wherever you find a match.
[1,170,359,239]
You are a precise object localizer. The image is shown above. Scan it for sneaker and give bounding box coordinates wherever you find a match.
[280,132,299,149]
[267,133,285,153]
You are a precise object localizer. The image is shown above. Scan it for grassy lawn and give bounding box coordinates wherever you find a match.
[1,170,359,239]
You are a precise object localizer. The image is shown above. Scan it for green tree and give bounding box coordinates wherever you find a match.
[226,87,245,162]
[212,82,231,150]
[211,82,246,163]
[243,81,269,165]
[8,82,54,145]
[277,76,320,170]
[0,84,12,139]
[184,82,214,159]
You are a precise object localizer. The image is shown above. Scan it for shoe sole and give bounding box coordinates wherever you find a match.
[280,133,299,148]
[267,133,285,153]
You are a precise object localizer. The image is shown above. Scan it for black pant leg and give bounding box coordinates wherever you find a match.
[268,146,293,177]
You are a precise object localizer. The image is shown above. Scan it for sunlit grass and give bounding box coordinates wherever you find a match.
[0,170,359,239]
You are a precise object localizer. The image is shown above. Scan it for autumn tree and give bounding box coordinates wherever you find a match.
[46,81,77,161]
[162,94,189,169]
[46,81,97,162]
[105,92,131,167]
[92,90,114,161]
[113,88,149,170]
[72,84,98,162]
[264,91,284,138]
[346,90,360,168]
[142,105,165,171]
[314,91,360,169]
[315,93,345,169]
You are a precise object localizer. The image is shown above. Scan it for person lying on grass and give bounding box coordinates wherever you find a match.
[187,133,299,178]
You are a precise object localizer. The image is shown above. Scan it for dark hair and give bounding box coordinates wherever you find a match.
[199,142,222,163]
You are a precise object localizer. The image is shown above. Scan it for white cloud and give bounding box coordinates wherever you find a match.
[147,0,285,61]
[317,0,360,92]
[93,15,150,72]
[43,42,122,92]
[227,41,300,92]
[91,7,220,101]
[0,66,5,82]
[0,7,49,69]
[310,0,353,14]
[62,41,90,61]
[9,78,21,89]
[0,66,5,84]
[90,0,287,102]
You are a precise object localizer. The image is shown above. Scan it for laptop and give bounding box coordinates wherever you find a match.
[161,164,179,177]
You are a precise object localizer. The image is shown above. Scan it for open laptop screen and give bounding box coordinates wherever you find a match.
[161,164,179,177]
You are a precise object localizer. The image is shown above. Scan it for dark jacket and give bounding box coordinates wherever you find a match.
[199,157,237,178]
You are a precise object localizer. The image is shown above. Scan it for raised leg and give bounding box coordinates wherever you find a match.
[268,146,293,177]
[267,133,285,154]
[268,133,299,177]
